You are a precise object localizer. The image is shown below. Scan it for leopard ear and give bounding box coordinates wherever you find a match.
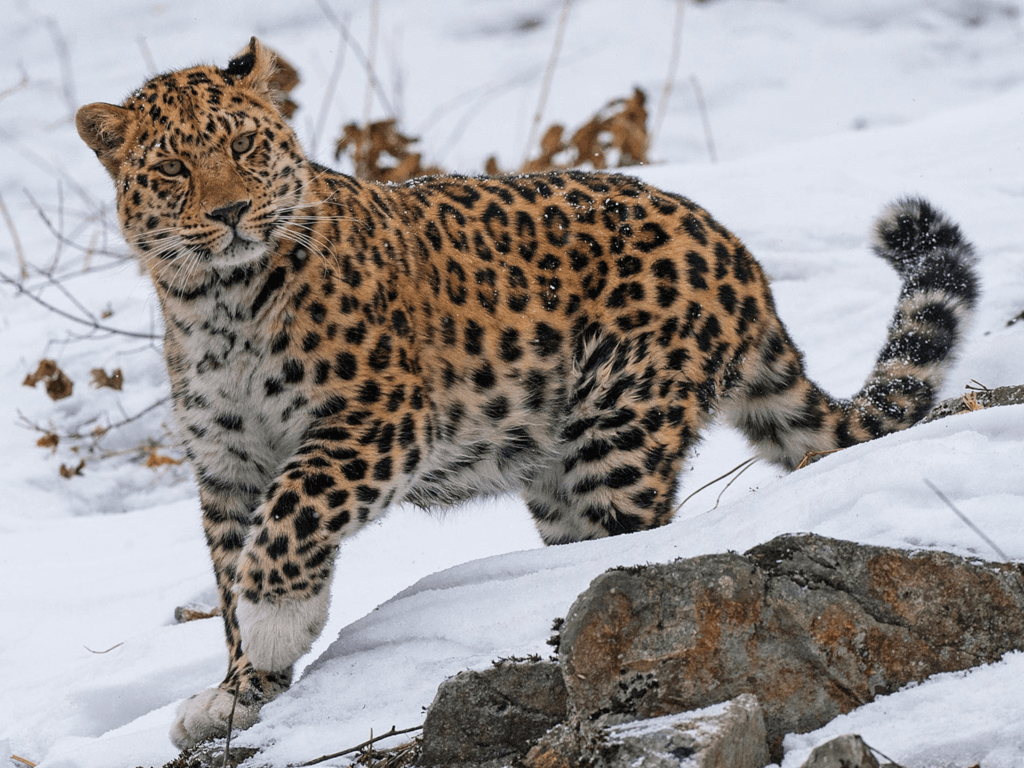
[225,37,277,95]
[76,103,132,178]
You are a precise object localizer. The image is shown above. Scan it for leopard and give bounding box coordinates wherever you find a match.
[76,38,979,749]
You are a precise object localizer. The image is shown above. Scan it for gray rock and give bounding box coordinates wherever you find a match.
[558,533,1024,762]
[601,694,769,768]
[799,734,878,768]
[524,695,769,768]
[418,659,567,767]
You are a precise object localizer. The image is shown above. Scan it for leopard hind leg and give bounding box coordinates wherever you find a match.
[523,329,707,543]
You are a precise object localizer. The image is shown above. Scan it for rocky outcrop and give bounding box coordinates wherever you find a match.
[558,533,1024,760]
[418,660,567,767]
[417,534,1024,766]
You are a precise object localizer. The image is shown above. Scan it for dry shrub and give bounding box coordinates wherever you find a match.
[268,48,301,119]
[334,120,444,182]
[337,89,650,181]
[492,87,650,174]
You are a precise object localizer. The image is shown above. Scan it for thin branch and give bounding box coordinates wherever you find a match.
[864,741,906,768]
[314,0,395,117]
[44,17,77,122]
[924,479,1009,561]
[136,36,157,75]
[0,270,159,339]
[84,642,123,654]
[0,192,28,278]
[712,457,757,511]
[674,457,758,514]
[0,65,29,103]
[312,25,350,158]
[650,0,686,155]
[23,186,131,263]
[690,74,717,163]
[18,396,171,443]
[521,0,573,169]
[296,724,423,767]
[363,0,380,126]
[223,688,239,768]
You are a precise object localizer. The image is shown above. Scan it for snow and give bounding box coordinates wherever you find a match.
[1,1,1023,766]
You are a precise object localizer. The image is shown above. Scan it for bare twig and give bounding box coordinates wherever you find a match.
[0,65,29,103]
[44,17,77,122]
[522,0,573,169]
[0,192,28,278]
[10,755,37,767]
[223,688,239,768]
[311,25,350,158]
[795,446,842,470]
[651,0,686,154]
[297,724,424,767]
[864,741,906,768]
[674,457,758,514]
[925,479,1009,561]
[136,36,157,74]
[690,74,717,163]
[1,270,159,339]
[314,0,395,117]
[363,0,380,126]
[84,642,123,654]
[18,396,171,444]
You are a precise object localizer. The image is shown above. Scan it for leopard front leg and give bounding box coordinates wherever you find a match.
[171,480,293,749]
[234,410,413,675]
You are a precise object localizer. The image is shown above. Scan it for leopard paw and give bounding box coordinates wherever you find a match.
[235,588,330,672]
[170,687,261,750]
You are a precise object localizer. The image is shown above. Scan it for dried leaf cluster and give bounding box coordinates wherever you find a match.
[333,89,650,183]
[334,120,443,183]
[491,87,650,174]
[22,358,73,401]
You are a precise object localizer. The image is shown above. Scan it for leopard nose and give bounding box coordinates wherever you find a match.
[207,200,251,227]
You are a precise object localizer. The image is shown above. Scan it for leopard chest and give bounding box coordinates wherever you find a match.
[165,297,313,489]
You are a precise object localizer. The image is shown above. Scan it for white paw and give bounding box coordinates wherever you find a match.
[170,687,261,750]
[236,588,330,672]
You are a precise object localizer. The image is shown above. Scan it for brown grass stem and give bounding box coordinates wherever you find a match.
[522,0,573,169]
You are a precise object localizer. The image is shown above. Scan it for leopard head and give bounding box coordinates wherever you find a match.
[77,38,309,276]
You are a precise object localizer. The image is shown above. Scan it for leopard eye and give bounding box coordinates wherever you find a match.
[231,133,255,156]
[156,159,186,177]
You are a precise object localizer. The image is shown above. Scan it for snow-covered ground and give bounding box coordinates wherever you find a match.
[1,1,1023,766]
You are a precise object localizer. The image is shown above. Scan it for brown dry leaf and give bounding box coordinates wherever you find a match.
[522,124,568,173]
[23,358,58,387]
[36,433,59,451]
[23,358,74,400]
[335,120,443,182]
[146,448,183,468]
[484,156,502,176]
[59,459,85,478]
[90,367,124,391]
[519,87,649,173]
[962,391,983,412]
[267,47,301,119]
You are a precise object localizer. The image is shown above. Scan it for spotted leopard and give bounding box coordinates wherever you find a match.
[76,38,979,749]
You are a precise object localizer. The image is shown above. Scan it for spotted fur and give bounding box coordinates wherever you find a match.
[76,39,979,749]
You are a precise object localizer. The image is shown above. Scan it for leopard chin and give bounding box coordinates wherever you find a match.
[213,237,272,267]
